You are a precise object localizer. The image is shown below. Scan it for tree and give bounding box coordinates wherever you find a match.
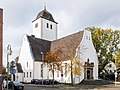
[59,34,84,85]
[10,61,16,81]
[2,66,7,80]
[44,47,63,86]
[87,27,120,75]
[115,50,120,69]
[2,66,11,80]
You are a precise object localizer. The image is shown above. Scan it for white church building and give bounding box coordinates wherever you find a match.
[17,7,98,84]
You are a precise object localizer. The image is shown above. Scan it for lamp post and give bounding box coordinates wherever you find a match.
[40,52,44,85]
[7,44,12,90]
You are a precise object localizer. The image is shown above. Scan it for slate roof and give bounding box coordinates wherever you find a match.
[27,31,84,61]
[27,35,51,61]
[33,9,58,24]
[16,63,23,73]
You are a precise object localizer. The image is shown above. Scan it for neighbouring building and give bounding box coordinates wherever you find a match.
[17,7,98,84]
[104,61,116,74]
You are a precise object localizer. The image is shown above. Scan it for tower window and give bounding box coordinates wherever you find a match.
[35,23,38,28]
[47,23,49,28]
[50,24,52,29]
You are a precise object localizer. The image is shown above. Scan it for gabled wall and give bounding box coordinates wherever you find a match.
[78,30,98,82]
[18,34,34,82]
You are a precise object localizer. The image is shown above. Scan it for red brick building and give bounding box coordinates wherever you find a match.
[0,8,3,90]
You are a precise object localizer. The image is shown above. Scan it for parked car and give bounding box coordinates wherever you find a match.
[50,79,59,84]
[7,81,24,90]
[31,79,40,84]
[43,79,51,85]
[43,79,59,85]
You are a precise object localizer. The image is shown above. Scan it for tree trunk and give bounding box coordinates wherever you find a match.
[71,61,73,85]
[52,64,55,86]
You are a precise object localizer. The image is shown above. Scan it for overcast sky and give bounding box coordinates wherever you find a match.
[0,0,120,66]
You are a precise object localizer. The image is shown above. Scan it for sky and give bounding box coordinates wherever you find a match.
[0,0,120,66]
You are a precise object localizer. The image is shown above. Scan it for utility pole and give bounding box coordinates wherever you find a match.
[0,8,3,90]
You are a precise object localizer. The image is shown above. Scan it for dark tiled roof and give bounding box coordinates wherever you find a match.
[27,31,84,61]
[27,35,51,61]
[16,63,23,73]
[33,9,58,24]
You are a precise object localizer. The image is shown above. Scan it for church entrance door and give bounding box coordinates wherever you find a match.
[87,69,90,79]
[84,59,94,80]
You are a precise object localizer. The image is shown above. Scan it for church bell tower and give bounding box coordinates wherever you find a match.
[32,6,58,41]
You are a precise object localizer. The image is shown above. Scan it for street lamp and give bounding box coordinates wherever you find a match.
[7,44,12,90]
[40,52,44,85]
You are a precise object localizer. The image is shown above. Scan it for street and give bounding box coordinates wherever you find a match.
[24,85,60,90]
[3,84,120,90]
[24,85,78,90]
[24,84,120,90]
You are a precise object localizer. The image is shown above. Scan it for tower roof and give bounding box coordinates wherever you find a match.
[33,8,58,24]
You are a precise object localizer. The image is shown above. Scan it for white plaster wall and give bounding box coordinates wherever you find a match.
[43,64,49,79]
[32,18,57,41]
[18,34,34,82]
[15,73,24,82]
[34,62,49,79]
[79,30,98,82]
[50,61,71,83]
[34,61,41,79]
[32,19,42,38]
[42,18,57,41]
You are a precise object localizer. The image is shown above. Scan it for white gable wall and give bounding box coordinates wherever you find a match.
[18,34,34,82]
[78,30,98,82]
